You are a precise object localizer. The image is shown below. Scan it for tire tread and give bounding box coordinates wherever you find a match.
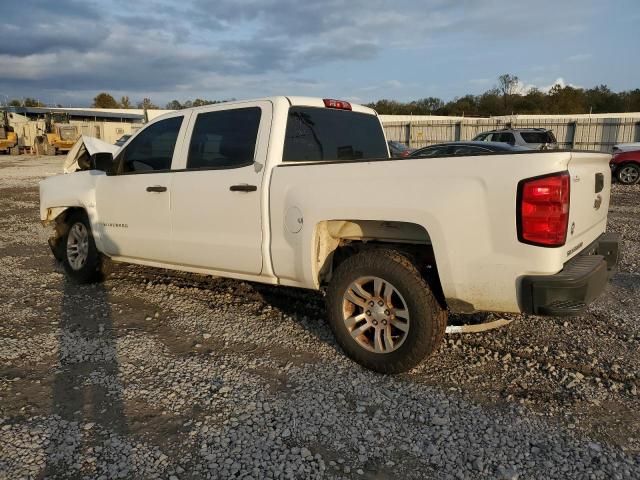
[326,248,447,374]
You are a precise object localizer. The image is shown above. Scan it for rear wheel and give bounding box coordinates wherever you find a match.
[617,163,640,185]
[61,211,104,283]
[326,248,447,374]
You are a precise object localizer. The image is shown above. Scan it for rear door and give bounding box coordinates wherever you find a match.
[95,112,188,261]
[565,152,612,259]
[169,101,272,275]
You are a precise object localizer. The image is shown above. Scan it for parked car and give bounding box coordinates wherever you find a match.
[610,147,640,184]
[612,142,640,154]
[114,134,131,147]
[473,128,558,150]
[387,140,413,157]
[40,96,619,374]
[410,141,530,157]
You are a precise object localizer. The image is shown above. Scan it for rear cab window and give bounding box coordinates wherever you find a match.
[283,107,388,162]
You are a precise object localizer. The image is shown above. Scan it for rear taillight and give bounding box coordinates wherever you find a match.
[517,172,570,247]
[323,99,352,110]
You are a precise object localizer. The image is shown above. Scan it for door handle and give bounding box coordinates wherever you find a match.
[230,184,257,192]
[146,185,167,192]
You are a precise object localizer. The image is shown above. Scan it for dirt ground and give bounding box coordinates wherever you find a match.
[1,155,639,479]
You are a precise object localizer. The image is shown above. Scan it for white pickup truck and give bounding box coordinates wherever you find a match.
[40,96,620,373]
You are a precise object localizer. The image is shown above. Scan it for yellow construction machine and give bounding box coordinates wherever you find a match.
[35,113,79,155]
[0,111,19,155]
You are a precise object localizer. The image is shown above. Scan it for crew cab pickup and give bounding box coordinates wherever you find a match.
[40,96,620,373]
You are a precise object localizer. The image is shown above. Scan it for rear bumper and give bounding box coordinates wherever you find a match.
[518,232,620,316]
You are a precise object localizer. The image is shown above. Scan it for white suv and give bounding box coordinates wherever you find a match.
[473,128,558,150]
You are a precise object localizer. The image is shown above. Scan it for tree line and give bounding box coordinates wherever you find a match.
[5,74,639,115]
[4,93,233,110]
[90,93,236,110]
[367,75,640,116]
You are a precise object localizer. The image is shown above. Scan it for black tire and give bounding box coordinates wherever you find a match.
[326,248,447,374]
[616,163,640,185]
[61,211,104,284]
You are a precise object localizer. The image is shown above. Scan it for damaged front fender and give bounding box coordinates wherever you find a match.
[42,206,70,225]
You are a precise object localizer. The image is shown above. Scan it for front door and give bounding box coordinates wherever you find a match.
[95,114,187,262]
[170,102,271,275]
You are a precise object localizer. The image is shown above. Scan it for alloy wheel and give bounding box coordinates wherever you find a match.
[66,222,89,270]
[342,276,410,354]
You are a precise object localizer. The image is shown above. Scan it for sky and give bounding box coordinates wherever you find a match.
[1,0,639,107]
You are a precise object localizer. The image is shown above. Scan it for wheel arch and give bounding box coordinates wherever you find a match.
[45,206,90,261]
[313,219,446,307]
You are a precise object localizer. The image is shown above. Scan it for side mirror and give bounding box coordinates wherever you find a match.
[90,152,115,173]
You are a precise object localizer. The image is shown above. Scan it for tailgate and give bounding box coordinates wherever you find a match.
[565,152,612,260]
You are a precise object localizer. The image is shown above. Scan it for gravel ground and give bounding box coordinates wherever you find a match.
[1,155,639,479]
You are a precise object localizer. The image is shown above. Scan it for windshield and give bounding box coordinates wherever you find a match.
[283,107,388,161]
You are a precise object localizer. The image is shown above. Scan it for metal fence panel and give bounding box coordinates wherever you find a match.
[382,116,640,152]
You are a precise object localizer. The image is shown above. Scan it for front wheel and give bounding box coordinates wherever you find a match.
[617,164,640,185]
[61,211,104,283]
[326,248,447,374]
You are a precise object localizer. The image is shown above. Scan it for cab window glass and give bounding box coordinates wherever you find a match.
[120,116,183,173]
[521,131,556,144]
[494,132,515,145]
[452,145,487,155]
[415,146,450,157]
[187,108,261,169]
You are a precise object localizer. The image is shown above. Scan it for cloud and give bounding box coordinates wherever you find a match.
[469,78,491,86]
[0,0,610,105]
[567,53,592,63]
[515,77,582,94]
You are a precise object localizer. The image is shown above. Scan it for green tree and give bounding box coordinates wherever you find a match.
[547,85,587,114]
[498,73,520,114]
[585,85,624,113]
[513,88,547,114]
[120,96,132,108]
[476,89,502,116]
[137,98,159,109]
[166,100,183,110]
[410,97,445,114]
[93,92,120,108]
[620,89,640,112]
[23,97,45,107]
[8,99,22,107]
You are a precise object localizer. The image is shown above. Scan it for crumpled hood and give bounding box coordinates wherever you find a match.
[63,135,120,173]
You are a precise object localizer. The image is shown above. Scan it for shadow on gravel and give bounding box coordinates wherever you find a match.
[251,282,343,355]
[44,276,130,476]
